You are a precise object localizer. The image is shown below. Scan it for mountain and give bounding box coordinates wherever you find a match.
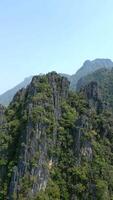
[0,58,113,107]
[76,67,113,108]
[0,76,33,106]
[70,58,113,90]
[0,74,70,107]
[1,72,113,199]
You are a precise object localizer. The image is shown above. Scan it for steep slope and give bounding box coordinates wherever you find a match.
[70,58,113,90]
[0,105,9,196]
[77,68,113,108]
[1,72,113,199]
[0,74,69,107]
[0,76,32,106]
[0,72,71,199]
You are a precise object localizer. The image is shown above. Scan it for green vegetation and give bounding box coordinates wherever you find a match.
[1,72,113,199]
[77,68,113,108]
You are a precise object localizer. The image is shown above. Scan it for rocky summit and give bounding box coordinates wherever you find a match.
[1,72,113,199]
[1,58,113,107]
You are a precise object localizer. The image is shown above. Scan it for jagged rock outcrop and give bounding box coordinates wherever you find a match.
[1,59,113,107]
[7,72,70,199]
[77,68,113,111]
[0,104,6,125]
[1,72,113,199]
[0,105,8,197]
[80,81,101,101]
[80,81,103,113]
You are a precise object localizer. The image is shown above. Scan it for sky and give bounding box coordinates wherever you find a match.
[0,0,113,94]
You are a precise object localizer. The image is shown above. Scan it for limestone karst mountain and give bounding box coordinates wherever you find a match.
[70,58,113,90]
[1,72,113,199]
[0,58,113,106]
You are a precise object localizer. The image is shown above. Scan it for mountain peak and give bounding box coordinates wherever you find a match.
[0,58,113,106]
[81,58,113,71]
[70,58,113,90]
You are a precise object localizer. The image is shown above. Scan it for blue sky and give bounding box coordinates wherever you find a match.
[0,0,113,94]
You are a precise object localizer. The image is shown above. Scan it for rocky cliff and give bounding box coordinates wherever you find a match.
[1,72,113,199]
[1,59,113,107]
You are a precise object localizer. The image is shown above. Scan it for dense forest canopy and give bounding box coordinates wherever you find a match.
[0,71,113,199]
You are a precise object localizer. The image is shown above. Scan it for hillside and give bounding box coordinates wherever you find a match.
[70,58,113,90]
[77,68,113,108]
[1,72,113,199]
[0,76,32,106]
[0,59,113,106]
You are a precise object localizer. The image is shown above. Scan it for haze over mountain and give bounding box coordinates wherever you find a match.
[0,58,113,106]
[1,71,113,199]
[70,58,113,89]
[0,76,33,106]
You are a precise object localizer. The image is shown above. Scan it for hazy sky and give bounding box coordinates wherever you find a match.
[0,0,113,94]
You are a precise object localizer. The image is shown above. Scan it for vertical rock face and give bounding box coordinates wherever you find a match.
[7,72,70,199]
[75,82,103,161]
[0,104,6,125]
[1,72,113,199]
[76,67,113,111]
[80,81,103,113]
[81,82,101,101]
[0,105,8,196]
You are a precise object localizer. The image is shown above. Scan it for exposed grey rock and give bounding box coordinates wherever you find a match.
[1,59,113,106]
[8,72,70,199]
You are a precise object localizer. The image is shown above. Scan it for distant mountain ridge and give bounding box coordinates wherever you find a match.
[0,58,113,106]
[70,58,113,89]
[0,76,33,106]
